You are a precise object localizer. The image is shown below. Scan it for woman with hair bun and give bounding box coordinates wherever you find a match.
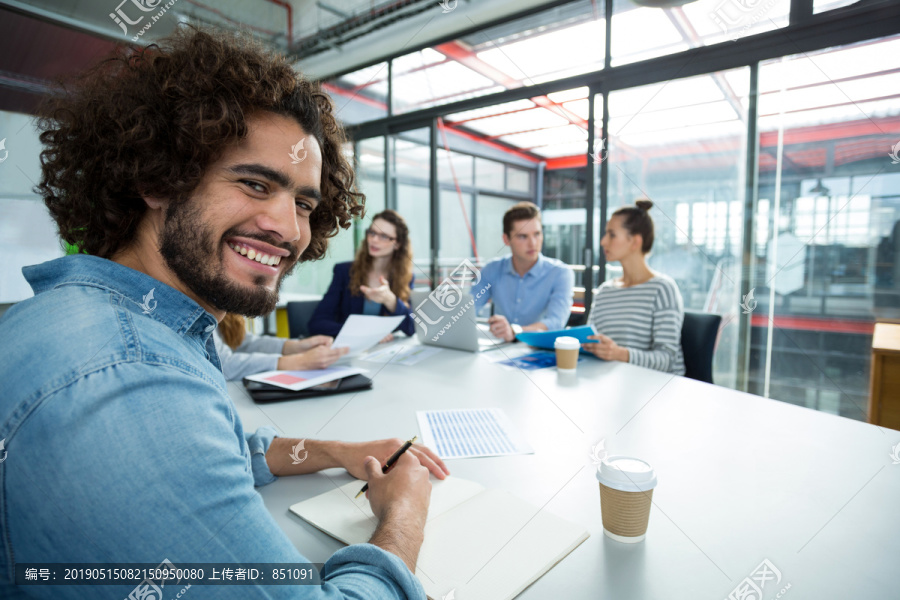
[582,199,686,375]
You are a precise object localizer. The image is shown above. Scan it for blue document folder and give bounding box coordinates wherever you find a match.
[515,324,598,354]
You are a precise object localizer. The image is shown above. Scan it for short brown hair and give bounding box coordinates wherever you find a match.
[37,26,363,261]
[503,201,541,237]
[612,199,655,254]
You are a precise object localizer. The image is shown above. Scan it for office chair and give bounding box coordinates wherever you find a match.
[286,300,320,338]
[681,311,722,384]
[566,310,588,327]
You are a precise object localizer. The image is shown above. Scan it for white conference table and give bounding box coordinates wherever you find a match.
[228,337,900,599]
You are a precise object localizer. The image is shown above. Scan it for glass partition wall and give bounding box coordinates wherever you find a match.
[749,38,900,420]
[318,0,898,421]
[602,68,751,389]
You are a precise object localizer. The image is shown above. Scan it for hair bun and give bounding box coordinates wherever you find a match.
[635,199,653,212]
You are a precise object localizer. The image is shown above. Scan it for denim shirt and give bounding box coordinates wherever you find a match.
[0,255,424,600]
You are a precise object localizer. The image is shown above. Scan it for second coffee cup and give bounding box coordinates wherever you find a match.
[554,336,580,371]
[596,456,657,543]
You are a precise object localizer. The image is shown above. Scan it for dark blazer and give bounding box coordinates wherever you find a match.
[308,261,416,337]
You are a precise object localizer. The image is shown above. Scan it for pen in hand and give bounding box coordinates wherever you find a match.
[355,436,418,499]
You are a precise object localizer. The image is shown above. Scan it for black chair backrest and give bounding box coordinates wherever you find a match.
[681,311,722,384]
[286,300,320,338]
[566,310,588,328]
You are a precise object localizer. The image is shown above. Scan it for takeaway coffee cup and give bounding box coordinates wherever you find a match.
[596,456,658,543]
[554,336,580,371]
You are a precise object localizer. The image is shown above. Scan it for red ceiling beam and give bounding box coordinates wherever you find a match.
[263,0,293,47]
[437,121,540,164]
[759,116,900,146]
[433,40,520,87]
[433,40,588,132]
[750,314,874,335]
[544,117,900,169]
[322,80,539,164]
[545,155,588,170]
[322,81,386,111]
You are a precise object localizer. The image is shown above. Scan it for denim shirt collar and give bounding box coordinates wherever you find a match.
[503,252,546,279]
[23,254,219,342]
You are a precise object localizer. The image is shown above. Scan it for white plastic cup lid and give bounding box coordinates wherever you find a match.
[554,336,580,350]
[596,456,658,492]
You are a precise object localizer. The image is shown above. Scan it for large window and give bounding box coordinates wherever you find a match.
[392,129,432,285]
[434,105,540,273]
[357,137,387,216]
[322,0,898,424]
[391,1,605,115]
[611,0,790,64]
[326,62,388,125]
[749,34,900,420]
[604,68,750,388]
[438,149,476,264]
[814,0,861,14]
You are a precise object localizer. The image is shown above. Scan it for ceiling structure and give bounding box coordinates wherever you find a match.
[0,0,570,77]
[0,0,894,172]
[0,0,568,112]
[324,0,897,171]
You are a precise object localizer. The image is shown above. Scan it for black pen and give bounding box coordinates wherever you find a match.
[355,436,417,499]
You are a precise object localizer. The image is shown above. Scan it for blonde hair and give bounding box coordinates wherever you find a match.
[219,313,246,349]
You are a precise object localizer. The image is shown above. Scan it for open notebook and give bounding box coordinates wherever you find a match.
[289,477,589,600]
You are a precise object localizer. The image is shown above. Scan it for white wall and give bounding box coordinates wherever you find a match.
[0,110,63,303]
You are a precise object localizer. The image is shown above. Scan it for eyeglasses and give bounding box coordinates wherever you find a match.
[366,228,396,243]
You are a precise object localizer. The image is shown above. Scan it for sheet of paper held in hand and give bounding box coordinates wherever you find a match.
[290,476,588,600]
[332,314,405,357]
[416,408,534,459]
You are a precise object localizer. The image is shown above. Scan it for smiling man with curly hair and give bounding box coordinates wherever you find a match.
[0,27,447,600]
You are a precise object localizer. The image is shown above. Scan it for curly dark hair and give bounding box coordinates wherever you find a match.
[36,26,364,261]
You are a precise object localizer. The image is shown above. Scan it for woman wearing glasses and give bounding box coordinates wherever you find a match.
[308,209,416,340]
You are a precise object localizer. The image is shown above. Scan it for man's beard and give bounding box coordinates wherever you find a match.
[158,198,300,316]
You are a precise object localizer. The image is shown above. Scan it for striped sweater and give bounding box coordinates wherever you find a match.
[587,274,686,375]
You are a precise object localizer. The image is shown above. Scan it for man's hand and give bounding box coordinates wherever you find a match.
[359,276,398,312]
[277,345,349,370]
[582,333,628,362]
[265,438,450,479]
[488,315,516,342]
[364,452,431,520]
[338,439,449,481]
[379,333,395,344]
[365,452,431,572]
[283,335,333,355]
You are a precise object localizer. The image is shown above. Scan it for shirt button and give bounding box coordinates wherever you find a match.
[205,324,216,332]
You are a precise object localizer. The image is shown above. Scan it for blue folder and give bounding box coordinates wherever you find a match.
[516,325,598,354]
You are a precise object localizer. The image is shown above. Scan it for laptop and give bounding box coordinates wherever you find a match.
[410,290,509,352]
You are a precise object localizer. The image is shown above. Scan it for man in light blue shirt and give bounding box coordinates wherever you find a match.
[475,202,575,342]
[0,28,447,600]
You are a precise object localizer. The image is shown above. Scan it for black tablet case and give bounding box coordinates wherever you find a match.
[243,374,373,403]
